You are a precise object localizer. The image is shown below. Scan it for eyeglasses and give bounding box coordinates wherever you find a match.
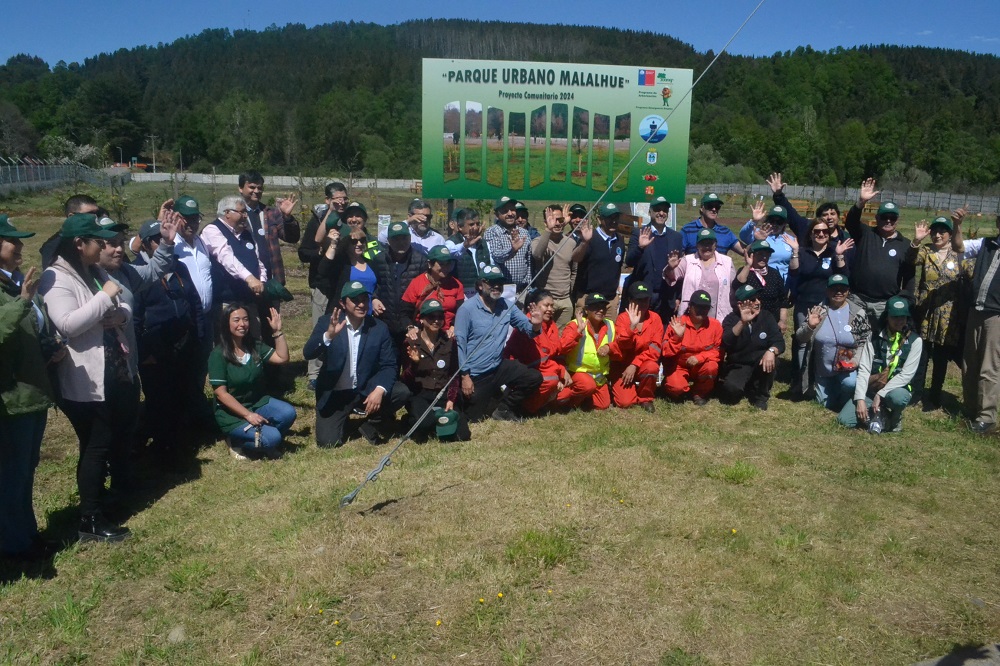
[226,209,248,217]
[422,313,445,322]
[829,286,849,293]
[879,216,899,224]
[705,205,722,212]
[812,228,830,236]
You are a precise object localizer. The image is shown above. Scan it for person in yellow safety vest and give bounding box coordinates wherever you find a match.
[556,293,618,410]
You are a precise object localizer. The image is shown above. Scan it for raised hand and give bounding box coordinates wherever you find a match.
[160,213,178,243]
[807,305,824,329]
[277,195,298,218]
[266,307,282,334]
[835,238,854,255]
[528,305,544,326]
[751,199,767,224]
[510,227,525,252]
[739,301,757,323]
[859,178,880,204]
[670,315,687,339]
[326,306,346,339]
[782,232,798,253]
[406,342,421,363]
[158,198,174,222]
[578,220,593,243]
[19,266,39,301]
[575,307,585,330]
[766,172,784,194]
[951,207,967,227]
[914,220,930,243]
[666,250,681,270]
[638,226,653,249]
[626,301,642,329]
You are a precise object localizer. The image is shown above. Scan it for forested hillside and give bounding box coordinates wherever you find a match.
[1,19,999,190]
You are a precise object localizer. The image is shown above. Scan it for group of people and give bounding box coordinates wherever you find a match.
[1,171,998,559]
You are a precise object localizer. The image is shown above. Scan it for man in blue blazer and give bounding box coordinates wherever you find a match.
[304,281,410,448]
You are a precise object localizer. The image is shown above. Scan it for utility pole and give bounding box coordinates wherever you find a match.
[146,133,159,173]
[116,146,123,164]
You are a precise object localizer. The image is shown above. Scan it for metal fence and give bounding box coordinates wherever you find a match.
[131,172,419,192]
[685,183,1000,214]
[0,158,131,196]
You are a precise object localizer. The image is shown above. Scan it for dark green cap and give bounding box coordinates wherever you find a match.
[97,216,127,233]
[344,201,368,217]
[387,222,410,238]
[650,196,670,209]
[479,264,505,282]
[420,298,445,316]
[265,279,294,302]
[827,274,850,288]
[0,215,35,239]
[341,281,369,299]
[60,214,119,239]
[767,205,787,220]
[734,284,759,302]
[748,239,774,254]
[929,216,953,232]
[702,193,724,206]
[434,408,459,438]
[175,195,200,217]
[599,202,621,217]
[877,202,899,217]
[886,295,910,317]
[427,245,452,263]
[696,228,717,244]
[494,195,518,211]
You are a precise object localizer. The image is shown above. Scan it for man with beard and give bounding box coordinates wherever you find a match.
[531,204,580,327]
[454,264,542,422]
[484,195,533,296]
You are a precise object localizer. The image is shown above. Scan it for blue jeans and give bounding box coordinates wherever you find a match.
[814,371,857,412]
[0,411,47,554]
[228,398,297,455]
[837,387,912,430]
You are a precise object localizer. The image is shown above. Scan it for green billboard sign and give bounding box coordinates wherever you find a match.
[421,58,692,203]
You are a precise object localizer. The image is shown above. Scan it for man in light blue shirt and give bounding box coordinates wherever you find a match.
[455,264,542,422]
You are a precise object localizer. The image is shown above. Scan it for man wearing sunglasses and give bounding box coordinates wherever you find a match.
[845,178,915,334]
[681,193,740,256]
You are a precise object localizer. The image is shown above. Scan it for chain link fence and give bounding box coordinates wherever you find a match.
[0,158,131,196]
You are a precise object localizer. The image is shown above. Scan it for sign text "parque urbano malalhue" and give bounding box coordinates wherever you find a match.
[446,67,626,89]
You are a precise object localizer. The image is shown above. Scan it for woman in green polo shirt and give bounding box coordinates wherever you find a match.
[208,302,295,459]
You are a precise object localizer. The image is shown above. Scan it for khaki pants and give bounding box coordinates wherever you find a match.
[308,287,329,380]
[963,309,1000,424]
[552,297,574,328]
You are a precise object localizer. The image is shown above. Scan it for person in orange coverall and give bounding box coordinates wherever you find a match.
[662,289,723,405]
[505,289,571,414]
[610,282,664,412]
[556,293,618,410]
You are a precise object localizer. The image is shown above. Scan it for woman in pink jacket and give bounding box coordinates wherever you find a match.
[662,227,736,324]
[38,214,135,544]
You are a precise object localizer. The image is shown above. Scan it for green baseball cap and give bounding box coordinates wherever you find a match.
[628,282,652,299]
[97,216,127,233]
[650,196,670,209]
[494,195,518,211]
[599,202,621,217]
[827,274,850,288]
[479,264,505,282]
[877,202,899,217]
[426,245,452,263]
[344,201,368,217]
[0,215,34,239]
[734,284,759,302]
[60,213,119,239]
[696,228,717,244]
[886,295,910,317]
[749,239,774,254]
[387,222,410,238]
[767,205,787,220]
[514,202,528,213]
[584,293,610,308]
[340,281,369,299]
[690,289,712,307]
[420,298,445,316]
[434,408,459,438]
[175,195,200,217]
[701,193,724,206]
[929,216,953,232]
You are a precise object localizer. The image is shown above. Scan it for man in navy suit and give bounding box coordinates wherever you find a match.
[304,281,411,448]
[622,196,683,319]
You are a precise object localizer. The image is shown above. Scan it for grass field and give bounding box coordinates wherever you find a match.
[0,182,997,665]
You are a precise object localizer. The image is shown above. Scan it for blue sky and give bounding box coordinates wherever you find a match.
[3,0,999,66]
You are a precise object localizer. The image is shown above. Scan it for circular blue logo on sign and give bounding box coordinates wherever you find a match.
[639,115,668,144]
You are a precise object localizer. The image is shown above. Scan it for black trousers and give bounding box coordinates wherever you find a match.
[139,347,204,451]
[315,383,411,447]
[465,360,543,423]
[407,388,471,441]
[62,380,140,516]
[717,362,775,404]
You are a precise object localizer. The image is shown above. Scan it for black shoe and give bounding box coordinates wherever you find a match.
[1,537,59,562]
[969,420,996,435]
[358,422,383,445]
[491,405,523,423]
[78,515,130,543]
[751,399,769,411]
[692,395,708,406]
[640,402,655,413]
[317,439,342,449]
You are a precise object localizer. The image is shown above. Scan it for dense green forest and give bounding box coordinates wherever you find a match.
[1,19,999,191]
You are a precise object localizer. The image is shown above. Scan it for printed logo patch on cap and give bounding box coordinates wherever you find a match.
[885,203,896,209]
[773,206,783,213]
[699,229,711,237]
[696,293,710,301]
[438,416,449,425]
[893,301,904,309]
[351,281,363,289]
[427,300,441,308]
[709,193,717,198]
[499,197,510,203]
[637,285,647,291]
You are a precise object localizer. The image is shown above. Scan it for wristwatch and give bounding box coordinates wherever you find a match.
[767,346,779,355]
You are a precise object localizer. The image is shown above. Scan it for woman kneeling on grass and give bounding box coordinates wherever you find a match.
[209,303,295,459]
